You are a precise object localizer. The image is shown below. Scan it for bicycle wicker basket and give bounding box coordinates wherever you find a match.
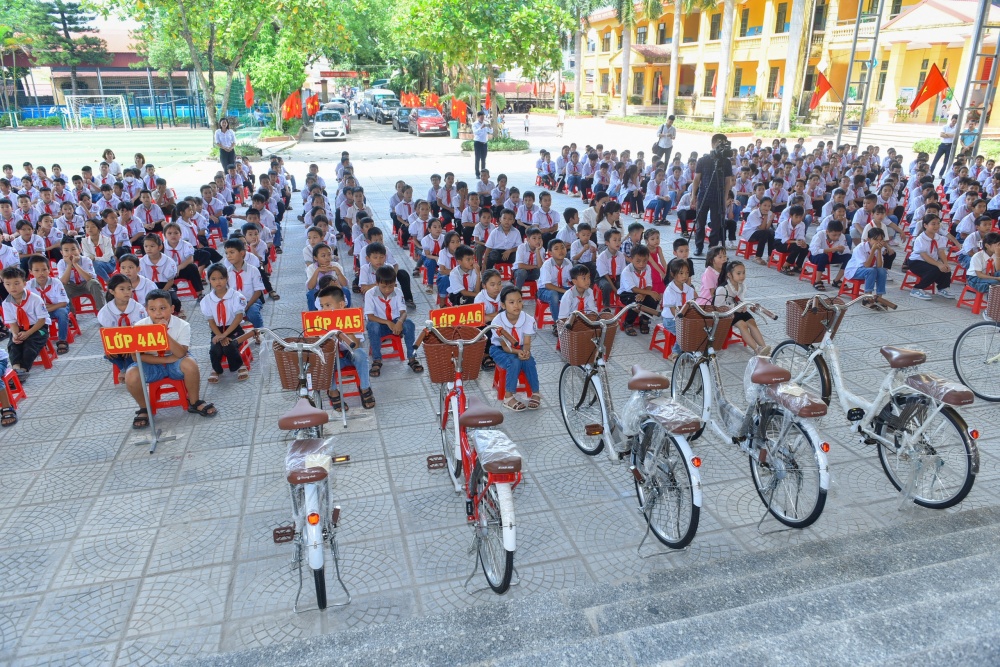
[988,285,1000,322]
[676,305,733,353]
[424,326,487,384]
[558,312,618,365]
[273,337,338,392]
[786,298,844,346]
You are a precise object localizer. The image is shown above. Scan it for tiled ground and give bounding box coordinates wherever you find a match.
[1,117,996,666]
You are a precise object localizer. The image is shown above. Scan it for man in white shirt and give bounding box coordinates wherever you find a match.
[472,111,493,178]
[929,114,958,178]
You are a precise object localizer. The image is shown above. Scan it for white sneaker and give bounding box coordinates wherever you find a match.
[910,289,932,300]
[937,288,957,299]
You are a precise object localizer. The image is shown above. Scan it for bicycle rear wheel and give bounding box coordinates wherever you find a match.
[633,422,699,549]
[874,395,977,508]
[669,354,708,440]
[750,408,826,528]
[770,340,832,405]
[558,364,605,455]
[476,477,514,593]
[953,321,1000,402]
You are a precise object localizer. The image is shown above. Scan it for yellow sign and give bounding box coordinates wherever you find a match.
[302,308,365,336]
[101,324,170,355]
[430,303,486,328]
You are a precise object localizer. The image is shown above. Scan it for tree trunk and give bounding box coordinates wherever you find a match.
[778,0,808,132]
[668,5,682,116]
[272,93,283,133]
[176,0,217,129]
[489,68,499,136]
[714,0,735,126]
[555,69,561,109]
[620,26,631,116]
[70,66,78,97]
[219,70,234,121]
[573,29,583,112]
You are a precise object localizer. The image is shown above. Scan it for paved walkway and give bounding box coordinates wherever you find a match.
[0,115,996,666]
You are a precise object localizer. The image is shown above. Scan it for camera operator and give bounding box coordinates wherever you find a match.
[690,133,734,255]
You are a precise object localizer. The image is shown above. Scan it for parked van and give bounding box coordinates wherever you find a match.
[361,88,397,120]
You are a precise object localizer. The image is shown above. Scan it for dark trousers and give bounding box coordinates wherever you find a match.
[177,264,204,294]
[474,141,488,177]
[774,240,809,269]
[8,328,47,369]
[486,249,514,270]
[810,251,851,276]
[448,293,474,306]
[395,268,414,302]
[747,229,774,257]
[929,142,952,177]
[597,276,619,308]
[695,193,725,252]
[209,324,245,374]
[678,209,695,234]
[908,259,951,290]
[619,291,656,326]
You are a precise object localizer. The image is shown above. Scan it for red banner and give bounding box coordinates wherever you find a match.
[244,75,254,108]
[430,303,485,328]
[101,324,170,355]
[320,71,358,78]
[302,308,365,336]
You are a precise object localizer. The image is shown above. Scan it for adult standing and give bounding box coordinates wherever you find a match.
[556,104,566,137]
[214,118,237,170]
[472,111,492,178]
[690,133,734,256]
[929,114,958,178]
[654,115,676,160]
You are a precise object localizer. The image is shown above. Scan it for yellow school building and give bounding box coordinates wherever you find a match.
[580,0,1000,129]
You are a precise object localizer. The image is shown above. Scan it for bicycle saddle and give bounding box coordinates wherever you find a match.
[459,395,504,428]
[750,359,792,385]
[278,398,330,431]
[879,346,926,369]
[628,365,670,391]
[285,438,333,485]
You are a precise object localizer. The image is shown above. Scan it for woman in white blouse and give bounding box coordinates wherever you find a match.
[214,118,237,170]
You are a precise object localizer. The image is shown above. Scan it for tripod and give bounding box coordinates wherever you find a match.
[694,154,728,254]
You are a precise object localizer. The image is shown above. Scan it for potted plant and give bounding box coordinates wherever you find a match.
[894,97,911,123]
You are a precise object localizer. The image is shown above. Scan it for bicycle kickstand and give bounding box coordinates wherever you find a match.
[756,483,793,536]
[635,498,690,559]
[463,528,519,594]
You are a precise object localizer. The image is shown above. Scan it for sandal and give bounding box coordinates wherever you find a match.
[527,395,541,410]
[813,282,827,291]
[269,291,281,300]
[753,257,767,265]
[408,357,424,373]
[666,353,679,362]
[625,326,638,337]
[237,367,250,382]
[327,390,347,412]
[639,321,650,335]
[207,371,221,384]
[502,396,526,411]
[370,360,383,377]
[831,279,842,288]
[132,408,149,429]
[1,406,17,427]
[360,388,376,409]
[187,400,218,418]
[56,340,69,355]
[481,356,496,370]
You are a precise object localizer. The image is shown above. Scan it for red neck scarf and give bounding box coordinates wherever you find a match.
[380,297,393,321]
[13,291,31,329]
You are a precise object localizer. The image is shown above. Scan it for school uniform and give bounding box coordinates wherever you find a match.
[513,241,544,290]
[618,263,656,327]
[845,241,888,296]
[12,235,46,271]
[556,223,577,247]
[438,186,458,225]
[81,234,116,282]
[34,199,59,219]
[200,288,248,373]
[662,281,696,354]
[446,266,478,305]
[55,214,84,236]
[57,256,107,309]
[489,310,539,395]
[907,232,952,292]
[224,259,265,328]
[484,226,521,270]
[406,217,428,258]
[808,231,852,277]
[958,231,984,269]
[132,314,192,383]
[25,277,69,342]
[774,217,809,269]
[967,249,1000,294]
[515,203,540,234]
[363,286,415,360]
[136,203,166,232]
[596,248,625,309]
[536,256,573,320]
[643,180,671,222]
[569,238,598,278]
[2,290,50,368]
[421,233,446,288]
[558,286,597,321]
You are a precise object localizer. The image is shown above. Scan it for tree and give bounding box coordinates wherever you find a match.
[560,0,599,113]
[667,0,715,116]
[245,27,307,132]
[26,1,110,96]
[713,0,734,126]
[777,0,807,132]
[613,0,662,117]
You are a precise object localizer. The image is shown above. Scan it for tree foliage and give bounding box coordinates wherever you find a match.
[19,0,110,96]
[244,25,307,132]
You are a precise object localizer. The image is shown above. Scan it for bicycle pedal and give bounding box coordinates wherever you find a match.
[427,455,446,470]
[272,525,295,544]
[331,506,341,527]
[585,423,604,436]
[847,407,865,422]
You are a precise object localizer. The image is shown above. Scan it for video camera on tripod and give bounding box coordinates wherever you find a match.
[712,137,734,160]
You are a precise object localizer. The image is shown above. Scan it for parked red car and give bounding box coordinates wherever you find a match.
[408,107,449,137]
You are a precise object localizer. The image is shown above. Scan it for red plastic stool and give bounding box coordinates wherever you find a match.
[32,340,56,369]
[48,311,82,344]
[175,279,198,299]
[333,366,362,399]
[649,324,676,359]
[219,342,254,371]
[379,335,405,361]
[643,208,655,223]
[72,294,99,316]
[736,238,759,260]
[148,378,189,415]
[956,285,986,314]
[952,262,967,284]
[495,263,514,281]
[3,369,26,409]
[900,271,935,293]
[534,300,555,328]
[838,278,865,298]
[493,367,533,401]
[621,201,632,216]
[520,280,537,302]
[721,327,749,350]
[799,261,832,284]
[767,250,789,271]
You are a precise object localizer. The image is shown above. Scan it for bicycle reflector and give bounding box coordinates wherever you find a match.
[691,456,702,468]
[969,429,980,440]
[585,424,604,436]
[307,512,321,526]
[821,442,831,453]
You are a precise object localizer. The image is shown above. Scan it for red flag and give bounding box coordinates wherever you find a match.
[560,81,566,96]
[532,81,538,97]
[657,75,663,100]
[711,71,718,97]
[809,71,832,111]
[485,78,491,112]
[610,72,615,96]
[281,91,302,121]
[244,75,254,108]
[911,63,950,113]
[306,94,320,117]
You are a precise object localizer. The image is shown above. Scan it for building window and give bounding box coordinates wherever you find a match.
[602,32,611,52]
[732,68,743,97]
[804,65,816,91]
[618,32,623,49]
[865,0,878,13]
[890,0,902,15]
[658,22,667,44]
[636,26,648,44]
[739,8,749,36]
[601,73,609,94]
[917,59,929,92]
[875,59,889,101]
[768,66,781,98]
[775,3,788,33]
[813,2,827,30]
[710,14,722,40]
[633,71,644,97]
[704,69,717,96]
[587,39,596,53]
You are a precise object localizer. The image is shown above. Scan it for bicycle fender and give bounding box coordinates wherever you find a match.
[304,483,325,570]
[494,483,516,552]
[668,434,704,509]
[801,421,831,490]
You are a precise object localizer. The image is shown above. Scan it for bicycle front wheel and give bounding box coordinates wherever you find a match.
[558,364,605,455]
[770,340,832,405]
[874,395,977,508]
[476,478,514,594]
[953,321,1000,402]
[633,422,699,549]
[670,353,708,440]
[750,408,826,528]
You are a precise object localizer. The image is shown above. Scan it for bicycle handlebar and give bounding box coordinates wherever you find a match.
[566,303,637,328]
[799,292,895,317]
[251,327,341,364]
[681,300,779,321]
[422,322,500,346]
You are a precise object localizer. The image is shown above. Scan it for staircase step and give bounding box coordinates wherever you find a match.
[874,629,1000,666]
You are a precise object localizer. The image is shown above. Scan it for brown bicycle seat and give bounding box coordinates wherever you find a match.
[286,467,329,485]
[459,395,504,429]
[880,346,926,369]
[750,359,792,385]
[628,365,671,391]
[278,398,329,431]
[763,384,828,418]
[285,438,332,485]
[471,430,522,474]
[905,373,974,407]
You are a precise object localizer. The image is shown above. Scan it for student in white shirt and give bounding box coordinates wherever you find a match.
[906,215,955,299]
[446,245,480,306]
[200,263,250,381]
[58,236,107,310]
[489,285,540,411]
[660,258,694,359]
[617,245,659,335]
[966,231,1000,294]
[958,216,994,268]
[536,238,573,327]
[363,265,420,374]
[513,227,544,290]
[713,260,769,353]
[846,227,890,306]
[485,209,521,269]
[222,238,266,328]
[2,266,51,377]
[596,228,626,309]
[807,219,852,290]
[740,197,776,263]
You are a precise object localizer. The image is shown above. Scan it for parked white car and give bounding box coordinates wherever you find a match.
[312,110,348,141]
